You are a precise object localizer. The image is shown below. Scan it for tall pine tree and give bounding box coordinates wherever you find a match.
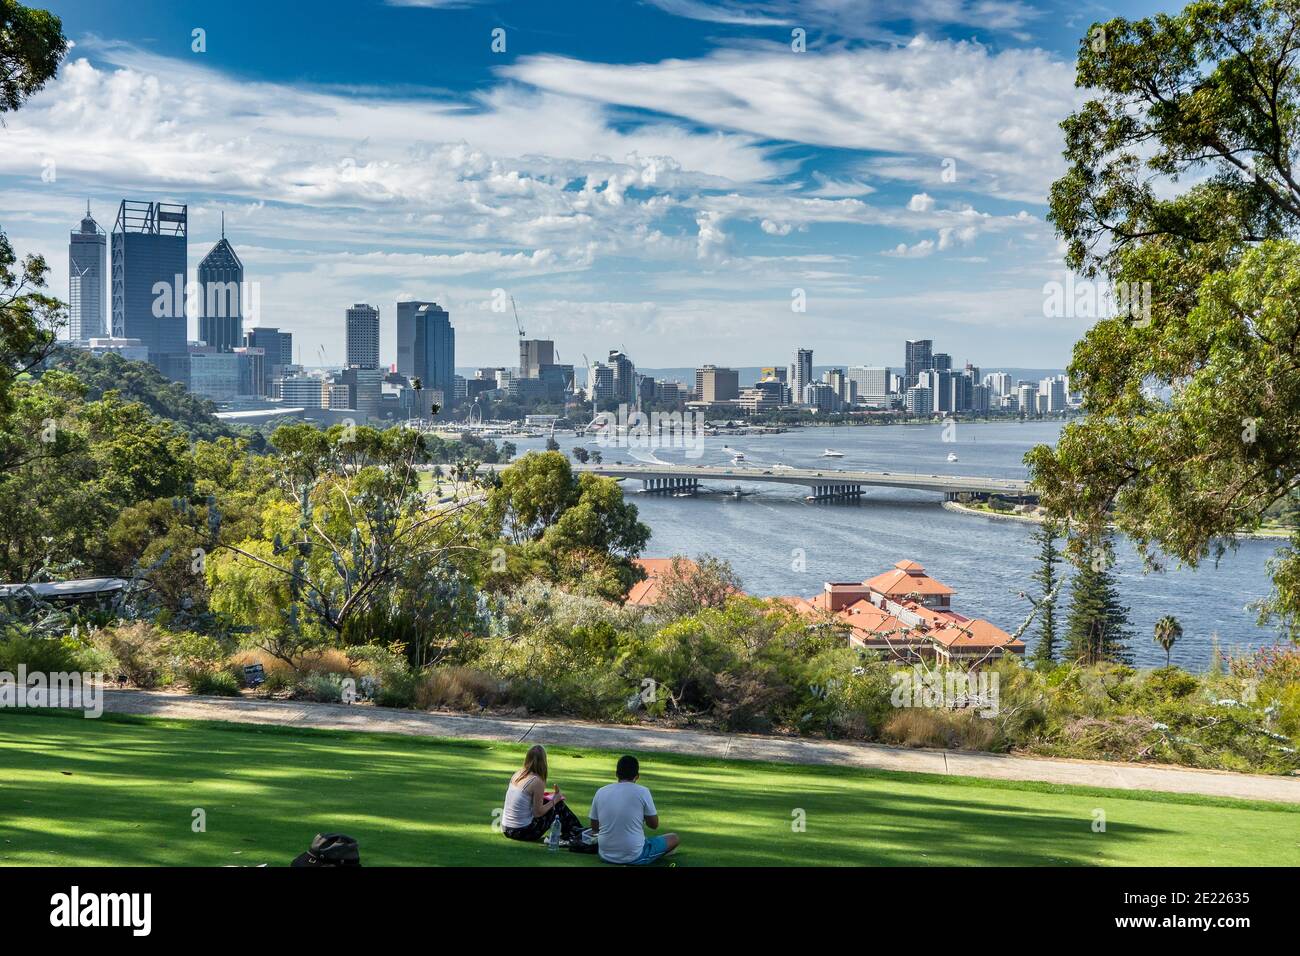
[1064,537,1132,665]
[1030,521,1061,665]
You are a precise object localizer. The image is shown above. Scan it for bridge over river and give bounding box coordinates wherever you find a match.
[476,462,1032,502]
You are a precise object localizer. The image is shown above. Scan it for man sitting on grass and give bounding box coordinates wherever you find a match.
[589,755,679,865]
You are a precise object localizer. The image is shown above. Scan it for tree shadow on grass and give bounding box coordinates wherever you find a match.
[0,711,1253,867]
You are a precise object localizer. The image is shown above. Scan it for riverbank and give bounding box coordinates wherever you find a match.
[943,499,1293,541]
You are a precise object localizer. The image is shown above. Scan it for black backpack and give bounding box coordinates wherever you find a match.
[291,833,362,867]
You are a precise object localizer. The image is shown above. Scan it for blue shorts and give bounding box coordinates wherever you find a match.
[628,835,670,865]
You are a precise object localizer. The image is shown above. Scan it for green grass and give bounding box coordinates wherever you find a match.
[3,709,1299,867]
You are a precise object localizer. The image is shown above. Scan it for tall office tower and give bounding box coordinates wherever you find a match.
[823,368,854,405]
[342,365,383,421]
[1017,382,1038,412]
[519,339,555,379]
[588,362,615,404]
[971,383,992,413]
[697,365,740,403]
[607,350,636,404]
[793,348,813,405]
[196,218,244,351]
[904,339,932,387]
[932,352,953,372]
[920,368,954,413]
[245,327,292,394]
[68,203,107,342]
[951,370,973,411]
[1039,376,1067,412]
[983,371,1011,397]
[111,200,188,377]
[346,303,381,369]
[848,366,890,407]
[395,301,455,411]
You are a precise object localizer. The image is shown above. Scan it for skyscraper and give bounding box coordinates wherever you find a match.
[111,200,188,376]
[904,339,932,387]
[519,339,555,379]
[848,366,889,407]
[346,303,380,369]
[607,350,636,404]
[245,327,293,395]
[395,301,455,411]
[793,348,813,405]
[68,203,106,342]
[197,216,243,352]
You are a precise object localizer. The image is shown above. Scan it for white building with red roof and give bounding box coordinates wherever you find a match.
[782,559,1023,664]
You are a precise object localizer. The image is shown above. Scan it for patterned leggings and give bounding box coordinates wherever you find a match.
[502,799,586,842]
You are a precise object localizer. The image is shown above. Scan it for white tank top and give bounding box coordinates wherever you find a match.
[502,776,537,829]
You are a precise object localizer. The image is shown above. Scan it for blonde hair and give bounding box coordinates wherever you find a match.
[512,745,548,785]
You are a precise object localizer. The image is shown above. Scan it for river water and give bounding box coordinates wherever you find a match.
[511,421,1289,670]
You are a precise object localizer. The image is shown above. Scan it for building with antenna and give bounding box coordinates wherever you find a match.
[68,202,106,342]
[196,213,244,352]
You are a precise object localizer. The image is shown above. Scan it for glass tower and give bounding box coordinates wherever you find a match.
[111,200,188,375]
[68,202,106,342]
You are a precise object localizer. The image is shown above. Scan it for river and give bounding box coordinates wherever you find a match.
[509,420,1289,670]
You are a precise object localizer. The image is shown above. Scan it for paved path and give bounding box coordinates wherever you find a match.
[94,689,1300,805]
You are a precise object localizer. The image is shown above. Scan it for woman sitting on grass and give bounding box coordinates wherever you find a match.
[501,744,587,845]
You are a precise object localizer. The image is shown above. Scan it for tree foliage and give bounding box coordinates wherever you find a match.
[1031,0,1300,639]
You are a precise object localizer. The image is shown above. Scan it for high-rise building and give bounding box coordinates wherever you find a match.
[904,340,932,388]
[519,339,555,379]
[346,303,380,369]
[187,347,240,402]
[196,217,244,352]
[588,362,615,404]
[951,371,973,412]
[1039,376,1067,412]
[111,200,188,378]
[244,327,291,395]
[1016,382,1038,413]
[932,352,953,372]
[395,301,455,411]
[697,365,739,404]
[793,349,813,405]
[983,371,1011,397]
[342,365,383,420]
[848,366,890,407]
[905,386,934,416]
[607,350,636,404]
[919,368,954,413]
[68,203,106,342]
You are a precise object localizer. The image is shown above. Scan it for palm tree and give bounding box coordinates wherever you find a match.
[1153,615,1182,668]
[410,377,423,422]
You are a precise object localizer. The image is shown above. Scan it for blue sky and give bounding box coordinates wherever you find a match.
[4,0,1170,370]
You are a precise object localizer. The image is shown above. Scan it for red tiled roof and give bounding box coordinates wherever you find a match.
[861,560,955,598]
[626,558,697,606]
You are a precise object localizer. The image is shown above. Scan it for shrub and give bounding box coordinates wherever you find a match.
[416,666,502,711]
[295,672,345,703]
[0,627,85,674]
[190,670,241,696]
[880,708,999,751]
[95,622,170,688]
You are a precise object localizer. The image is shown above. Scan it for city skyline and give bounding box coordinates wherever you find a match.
[3,0,1149,370]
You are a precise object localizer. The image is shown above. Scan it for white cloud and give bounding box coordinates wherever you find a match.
[507,36,1080,202]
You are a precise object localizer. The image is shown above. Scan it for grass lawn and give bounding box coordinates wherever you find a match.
[3,709,1298,867]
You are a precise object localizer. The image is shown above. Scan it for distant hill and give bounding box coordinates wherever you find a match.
[42,348,238,441]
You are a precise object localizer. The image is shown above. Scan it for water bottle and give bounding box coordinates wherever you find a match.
[547,815,562,851]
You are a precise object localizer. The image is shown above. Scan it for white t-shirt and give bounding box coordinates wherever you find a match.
[590,781,657,864]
